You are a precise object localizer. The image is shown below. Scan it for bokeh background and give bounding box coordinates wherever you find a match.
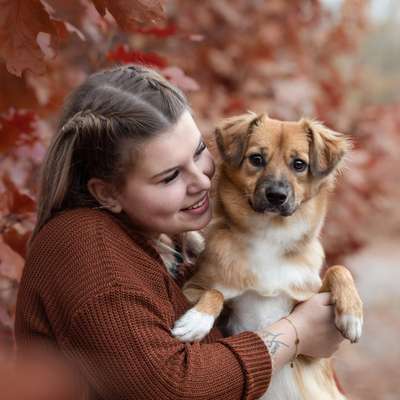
[1,0,399,398]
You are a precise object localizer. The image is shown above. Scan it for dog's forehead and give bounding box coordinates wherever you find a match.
[249,117,309,153]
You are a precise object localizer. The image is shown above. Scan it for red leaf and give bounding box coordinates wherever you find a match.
[91,0,166,31]
[43,0,88,33]
[0,109,37,152]
[0,0,67,76]
[107,45,167,68]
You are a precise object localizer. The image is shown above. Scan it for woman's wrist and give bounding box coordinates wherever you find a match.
[281,316,300,367]
[255,318,298,374]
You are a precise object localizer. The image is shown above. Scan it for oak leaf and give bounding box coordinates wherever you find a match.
[0,0,66,76]
[91,0,166,31]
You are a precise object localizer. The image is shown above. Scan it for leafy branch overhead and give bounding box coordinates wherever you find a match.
[0,0,166,76]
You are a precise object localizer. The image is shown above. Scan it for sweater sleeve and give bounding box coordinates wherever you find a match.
[61,286,271,400]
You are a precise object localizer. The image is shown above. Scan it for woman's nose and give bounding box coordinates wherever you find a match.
[187,163,211,194]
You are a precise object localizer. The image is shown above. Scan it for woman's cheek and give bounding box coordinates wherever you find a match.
[158,183,187,213]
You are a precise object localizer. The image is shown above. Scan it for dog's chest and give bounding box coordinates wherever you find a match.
[245,226,322,298]
[226,223,323,335]
[228,290,295,334]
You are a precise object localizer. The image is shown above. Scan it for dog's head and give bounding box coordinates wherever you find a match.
[215,113,351,217]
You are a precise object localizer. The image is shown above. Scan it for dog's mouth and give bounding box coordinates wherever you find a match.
[248,198,296,217]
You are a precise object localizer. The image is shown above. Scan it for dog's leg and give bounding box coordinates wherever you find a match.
[171,288,225,342]
[320,265,363,343]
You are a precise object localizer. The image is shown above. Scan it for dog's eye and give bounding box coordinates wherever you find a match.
[249,154,265,167]
[292,159,307,172]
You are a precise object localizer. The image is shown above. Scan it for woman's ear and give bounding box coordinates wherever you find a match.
[214,112,262,168]
[302,119,352,178]
[87,178,122,213]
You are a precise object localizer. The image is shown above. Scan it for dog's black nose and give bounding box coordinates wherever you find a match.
[265,188,288,206]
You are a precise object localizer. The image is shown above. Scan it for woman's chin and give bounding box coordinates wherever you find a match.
[176,207,212,233]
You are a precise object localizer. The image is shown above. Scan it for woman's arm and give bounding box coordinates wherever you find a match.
[256,292,344,373]
[61,287,271,400]
[15,210,272,400]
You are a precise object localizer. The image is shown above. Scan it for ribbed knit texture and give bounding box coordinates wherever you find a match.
[15,208,271,400]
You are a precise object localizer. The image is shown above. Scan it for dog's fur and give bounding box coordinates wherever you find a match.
[171,113,363,400]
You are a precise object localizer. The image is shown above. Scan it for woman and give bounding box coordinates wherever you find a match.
[15,65,344,399]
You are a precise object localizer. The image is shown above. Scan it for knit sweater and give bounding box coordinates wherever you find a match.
[14,208,272,400]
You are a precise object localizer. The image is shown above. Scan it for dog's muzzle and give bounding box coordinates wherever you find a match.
[251,180,296,216]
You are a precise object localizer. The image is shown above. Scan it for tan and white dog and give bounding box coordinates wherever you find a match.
[171,112,363,400]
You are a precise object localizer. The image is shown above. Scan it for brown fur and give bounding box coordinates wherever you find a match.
[181,112,361,399]
[321,265,364,324]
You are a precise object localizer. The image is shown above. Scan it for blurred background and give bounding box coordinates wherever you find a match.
[0,0,399,398]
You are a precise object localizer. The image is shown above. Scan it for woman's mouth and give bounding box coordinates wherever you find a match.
[181,194,209,215]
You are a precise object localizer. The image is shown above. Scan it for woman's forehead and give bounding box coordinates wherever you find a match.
[135,111,202,178]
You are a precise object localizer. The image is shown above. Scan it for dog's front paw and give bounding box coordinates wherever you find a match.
[335,313,363,343]
[171,308,215,342]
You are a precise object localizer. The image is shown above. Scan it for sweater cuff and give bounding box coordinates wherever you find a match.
[218,331,272,399]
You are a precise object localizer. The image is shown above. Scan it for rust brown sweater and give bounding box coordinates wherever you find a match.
[15,208,271,399]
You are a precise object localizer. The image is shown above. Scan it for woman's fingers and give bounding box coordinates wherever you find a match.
[313,292,333,306]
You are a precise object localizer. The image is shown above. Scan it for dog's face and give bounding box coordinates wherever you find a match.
[215,113,351,217]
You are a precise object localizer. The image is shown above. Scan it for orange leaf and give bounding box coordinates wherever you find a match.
[0,0,66,76]
[43,0,88,32]
[91,0,166,31]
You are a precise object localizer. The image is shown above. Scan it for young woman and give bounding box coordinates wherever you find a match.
[15,65,344,400]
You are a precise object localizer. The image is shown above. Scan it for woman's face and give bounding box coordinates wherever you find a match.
[116,110,215,236]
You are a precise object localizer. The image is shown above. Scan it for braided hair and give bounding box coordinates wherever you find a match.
[31,65,189,244]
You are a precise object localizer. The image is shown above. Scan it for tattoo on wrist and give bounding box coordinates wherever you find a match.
[263,331,289,356]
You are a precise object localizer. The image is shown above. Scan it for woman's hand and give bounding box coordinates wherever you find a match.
[290,292,345,358]
[256,292,345,374]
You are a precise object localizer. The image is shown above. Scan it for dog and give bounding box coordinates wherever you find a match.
[171,112,363,400]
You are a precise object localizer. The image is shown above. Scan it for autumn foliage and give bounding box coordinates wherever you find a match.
[1,0,399,369]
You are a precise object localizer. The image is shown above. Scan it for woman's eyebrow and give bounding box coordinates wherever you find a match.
[151,135,203,179]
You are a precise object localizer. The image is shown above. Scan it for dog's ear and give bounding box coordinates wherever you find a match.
[215,112,262,167]
[302,119,352,178]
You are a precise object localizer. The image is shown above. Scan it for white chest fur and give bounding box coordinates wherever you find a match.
[224,217,324,333]
[225,218,324,337]
[227,290,295,334]
[246,220,324,298]
[224,219,338,400]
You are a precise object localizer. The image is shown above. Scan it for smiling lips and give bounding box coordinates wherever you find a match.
[181,194,208,212]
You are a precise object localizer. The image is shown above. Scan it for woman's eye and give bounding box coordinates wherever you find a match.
[162,170,179,184]
[195,141,207,157]
[249,154,265,167]
[292,159,307,172]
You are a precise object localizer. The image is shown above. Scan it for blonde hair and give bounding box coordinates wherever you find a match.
[30,65,189,246]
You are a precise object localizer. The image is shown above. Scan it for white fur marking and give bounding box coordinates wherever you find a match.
[171,308,215,342]
[335,313,363,343]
